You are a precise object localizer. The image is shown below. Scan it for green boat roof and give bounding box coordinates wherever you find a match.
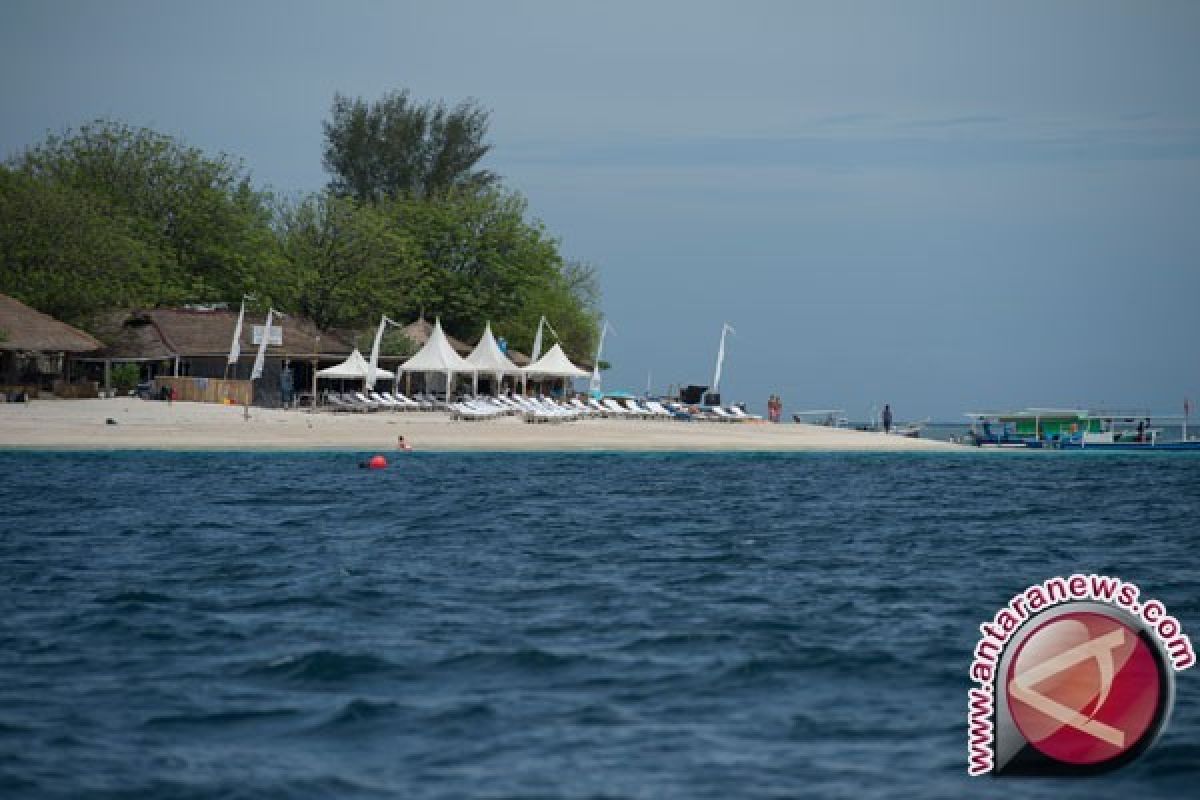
[965,408,1089,421]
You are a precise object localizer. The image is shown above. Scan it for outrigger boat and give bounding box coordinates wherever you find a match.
[960,408,1200,450]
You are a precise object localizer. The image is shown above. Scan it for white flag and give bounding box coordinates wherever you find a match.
[530,316,545,364]
[712,322,735,394]
[250,309,275,381]
[227,299,245,366]
[590,320,610,393]
[366,314,390,390]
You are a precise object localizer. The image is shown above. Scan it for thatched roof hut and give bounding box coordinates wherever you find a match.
[0,294,103,353]
[88,308,353,360]
[399,318,472,356]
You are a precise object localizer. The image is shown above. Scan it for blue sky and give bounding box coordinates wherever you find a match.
[3,1,1198,418]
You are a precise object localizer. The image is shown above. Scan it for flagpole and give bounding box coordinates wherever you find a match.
[712,322,735,395]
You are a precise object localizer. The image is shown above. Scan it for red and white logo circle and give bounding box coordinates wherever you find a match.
[1006,610,1165,766]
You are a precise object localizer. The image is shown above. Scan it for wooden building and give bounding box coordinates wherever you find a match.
[80,307,354,407]
[0,293,103,398]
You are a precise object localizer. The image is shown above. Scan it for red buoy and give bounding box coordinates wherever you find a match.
[367,454,388,470]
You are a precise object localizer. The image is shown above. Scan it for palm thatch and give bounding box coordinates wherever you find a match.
[400,318,472,355]
[89,308,354,359]
[0,294,103,352]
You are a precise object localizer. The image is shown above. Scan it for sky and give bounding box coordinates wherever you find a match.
[3,0,1199,419]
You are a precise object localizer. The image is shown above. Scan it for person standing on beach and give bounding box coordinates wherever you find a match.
[882,404,893,434]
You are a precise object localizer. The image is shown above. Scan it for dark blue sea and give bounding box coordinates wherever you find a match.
[1,451,1198,799]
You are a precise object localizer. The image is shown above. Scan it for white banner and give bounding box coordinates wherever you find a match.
[250,310,276,381]
[227,299,245,365]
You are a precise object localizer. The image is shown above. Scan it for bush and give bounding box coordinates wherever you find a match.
[111,363,140,392]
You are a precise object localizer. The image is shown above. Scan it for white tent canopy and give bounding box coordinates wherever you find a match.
[397,317,476,395]
[522,343,589,378]
[317,348,394,380]
[466,321,519,387]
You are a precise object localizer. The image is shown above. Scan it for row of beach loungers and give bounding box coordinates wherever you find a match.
[449,395,763,424]
[324,390,446,412]
[321,390,762,424]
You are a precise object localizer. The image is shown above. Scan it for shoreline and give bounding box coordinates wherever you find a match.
[0,398,965,453]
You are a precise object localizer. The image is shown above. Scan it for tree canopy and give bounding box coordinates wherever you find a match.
[274,191,415,331]
[323,90,497,203]
[1,89,601,359]
[0,120,285,323]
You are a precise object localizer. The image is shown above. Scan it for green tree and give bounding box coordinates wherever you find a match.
[0,165,168,324]
[385,189,600,359]
[323,90,497,203]
[110,363,141,392]
[12,120,283,305]
[275,192,416,331]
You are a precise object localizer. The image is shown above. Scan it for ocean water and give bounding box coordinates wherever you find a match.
[1,451,1197,799]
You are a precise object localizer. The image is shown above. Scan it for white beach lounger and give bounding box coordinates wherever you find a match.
[477,398,511,415]
[387,391,415,409]
[384,391,419,410]
[492,396,522,413]
[537,399,577,419]
[644,400,674,418]
[709,406,738,422]
[569,397,595,415]
[519,398,558,424]
[728,406,762,421]
[602,398,633,415]
[467,400,505,418]
[340,392,374,412]
[622,399,655,418]
[415,392,444,410]
[353,391,384,410]
[325,393,363,412]
[368,391,401,410]
[449,402,491,420]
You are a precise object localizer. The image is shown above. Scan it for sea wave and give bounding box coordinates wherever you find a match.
[0,451,1196,799]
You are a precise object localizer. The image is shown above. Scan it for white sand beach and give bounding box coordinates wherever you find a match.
[0,398,961,452]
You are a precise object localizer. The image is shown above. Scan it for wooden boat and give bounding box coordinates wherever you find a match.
[961,408,1200,450]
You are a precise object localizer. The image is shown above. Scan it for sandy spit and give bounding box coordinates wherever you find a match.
[0,398,965,452]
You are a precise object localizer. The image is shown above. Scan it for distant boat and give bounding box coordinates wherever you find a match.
[793,409,849,428]
[886,421,925,438]
[792,409,926,437]
[959,408,1200,450]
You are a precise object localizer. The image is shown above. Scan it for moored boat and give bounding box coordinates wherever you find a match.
[960,408,1200,450]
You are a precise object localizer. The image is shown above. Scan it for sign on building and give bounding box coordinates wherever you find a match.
[252,325,283,346]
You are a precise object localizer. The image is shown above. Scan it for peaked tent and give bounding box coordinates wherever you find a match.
[397,318,476,397]
[522,342,588,397]
[317,348,394,381]
[466,321,519,393]
[522,343,589,378]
